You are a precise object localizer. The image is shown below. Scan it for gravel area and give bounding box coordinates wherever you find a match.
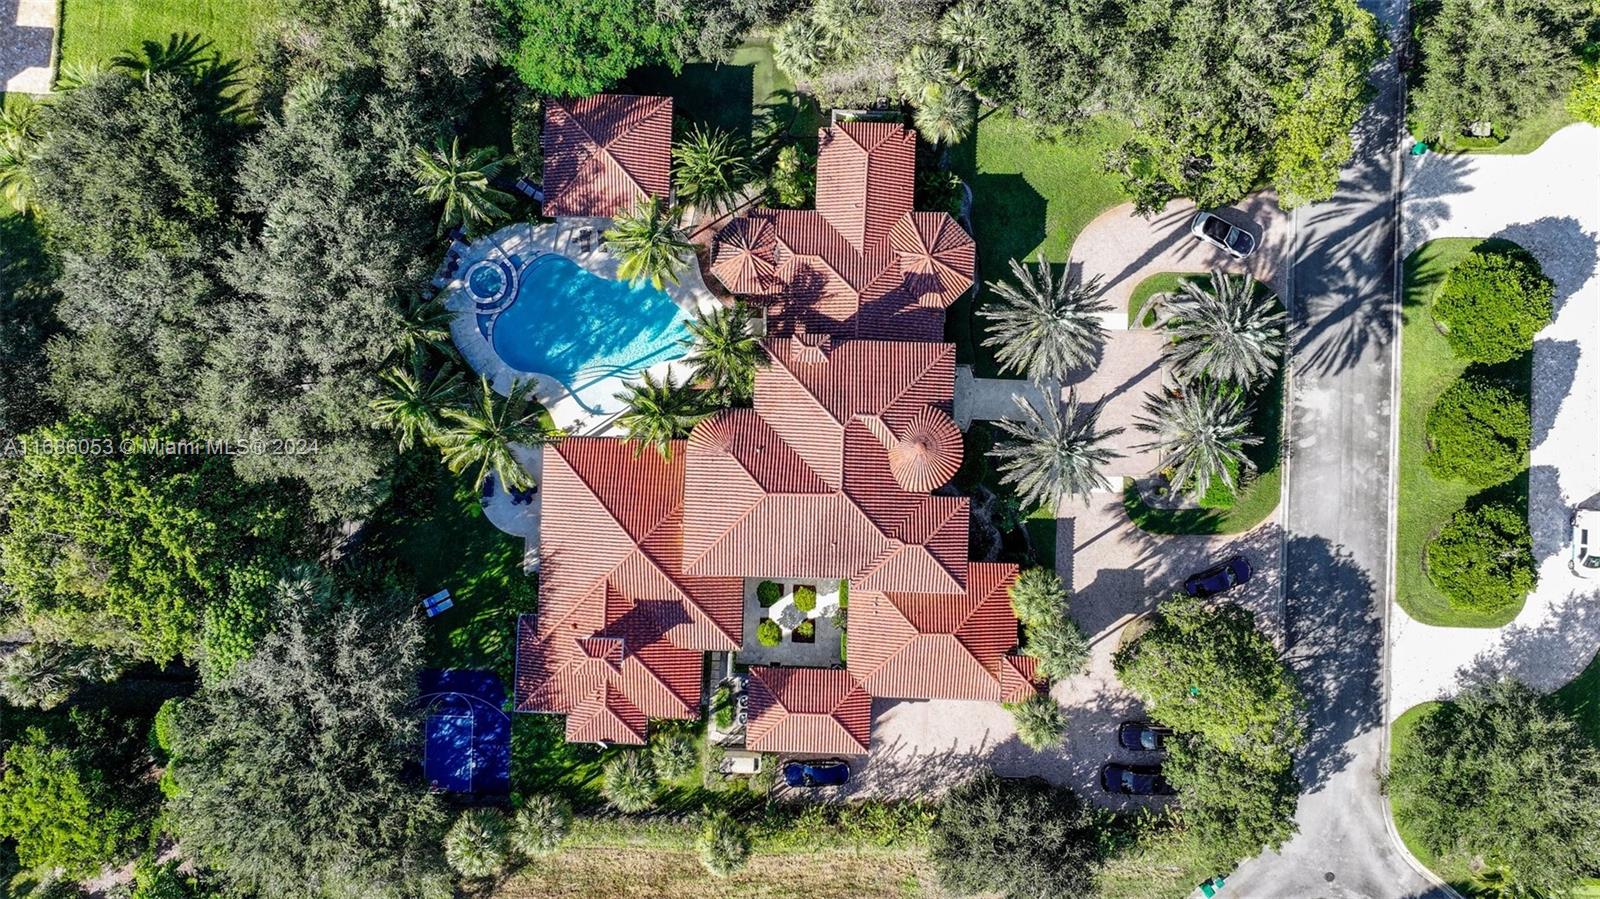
[2,0,55,94]
[1390,124,1600,718]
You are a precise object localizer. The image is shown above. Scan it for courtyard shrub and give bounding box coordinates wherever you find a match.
[794,619,816,642]
[1005,694,1068,750]
[444,808,510,880]
[1426,502,1537,613]
[696,809,752,877]
[1424,374,1530,486]
[757,619,782,647]
[650,732,698,781]
[602,752,658,813]
[511,794,572,855]
[1008,568,1089,681]
[711,685,735,730]
[1431,246,1553,363]
[756,580,783,606]
[793,584,817,611]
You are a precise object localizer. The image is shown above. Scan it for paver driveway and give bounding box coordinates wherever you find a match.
[1390,123,1600,718]
[844,494,1282,810]
[2,0,55,94]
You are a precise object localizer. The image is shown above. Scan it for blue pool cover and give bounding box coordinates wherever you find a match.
[419,669,510,795]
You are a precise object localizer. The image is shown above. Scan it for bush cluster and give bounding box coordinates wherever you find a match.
[1007,568,1089,681]
[792,584,817,612]
[1424,374,1530,486]
[756,619,782,647]
[1426,502,1537,613]
[756,580,782,606]
[1431,246,1553,363]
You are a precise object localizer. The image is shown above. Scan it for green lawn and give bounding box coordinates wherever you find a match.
[1119,273,1285,536]
[1552,649,1600,745]
[59,0,279,71]
[621,38,820,144]
[1412,97,1579,156]
[1395,238,1531,627]
[947,112,1133,377]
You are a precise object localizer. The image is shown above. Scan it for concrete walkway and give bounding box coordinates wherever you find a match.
[2,0,55,94]
[1068,191,1292,311]
[1389,123,1600,719]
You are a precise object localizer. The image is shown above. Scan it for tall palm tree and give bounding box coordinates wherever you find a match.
[395,293,455,360]
[1135,384,1260,500]
[939,1,995,80]
[991,389,1124,511]
[672,126,752,216]
[614,370,711,461]
[682,302,761,406]
[772,16,832,80]
[412,136,515,237]
[371,355,464,451]
[980,257,1109,384]
[913,80,977,148]
[896,45,951,103]
[1138,270,1287,387]
[604,196,695,289]
[434,377,554,491]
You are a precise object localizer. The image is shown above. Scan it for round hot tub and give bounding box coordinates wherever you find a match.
[465,258,515,310]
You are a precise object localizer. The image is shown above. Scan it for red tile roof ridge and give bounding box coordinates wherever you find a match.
[555,94,672,203]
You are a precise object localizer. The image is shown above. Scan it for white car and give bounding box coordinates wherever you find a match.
[1189,211,1257,259]
[1573,509,1600,577]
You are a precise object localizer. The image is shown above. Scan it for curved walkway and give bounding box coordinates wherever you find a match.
[1390,123,1600,718]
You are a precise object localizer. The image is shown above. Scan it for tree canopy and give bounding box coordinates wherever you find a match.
[168,576,450,898]
[1389,679,1600,896]
[496,0,692,96]
[929,769,1104,899]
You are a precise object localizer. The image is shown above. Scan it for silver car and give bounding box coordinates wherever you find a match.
[1573,509,1600,577]
[1190,211,1257,259]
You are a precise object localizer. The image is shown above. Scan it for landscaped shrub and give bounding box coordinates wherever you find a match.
[1431,246,1553,363]
[696,809,752,877]
[711,685,735,731]
[602,752,659,813]
[1426,502,1537,613]
[793,584,817,611]
[793,619,816,642]
[511,793,571,856]
[1570,63,1600,126]
[650,732,698,781]
[756,619,782,647]
[1008,568,1065,623]
[756,581,783,606]
[767,144,815,208]
[443,808,510,880]
[1009,568,1089,681]
[1005,694,1068,750]
[1424,374,1530,486]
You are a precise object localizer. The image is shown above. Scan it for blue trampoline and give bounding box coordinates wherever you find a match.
[419,669,510,795]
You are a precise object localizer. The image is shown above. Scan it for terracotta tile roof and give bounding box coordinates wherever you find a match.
[744,667,873,755]
[513,439,744,743]
[682,339,968,594]
[542,95,673,218]
[708,123,974,341]
[846,563,1029,701]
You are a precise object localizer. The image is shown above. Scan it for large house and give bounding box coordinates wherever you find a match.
[514,101,1037,755]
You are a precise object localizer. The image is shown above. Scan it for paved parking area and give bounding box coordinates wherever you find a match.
[843,494,1281,808]
[2,0,55,94]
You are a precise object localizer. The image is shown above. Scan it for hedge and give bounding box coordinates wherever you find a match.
[1431,247,1553,363]
[1426,502,1537,613]
[1424,374,1530,486]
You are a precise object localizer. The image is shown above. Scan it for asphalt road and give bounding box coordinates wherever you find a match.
[1226,0,1452,895]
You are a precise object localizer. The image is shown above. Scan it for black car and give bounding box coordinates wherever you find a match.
[1184,555,1252,598]
[1117,721,1173,752]
[783,759,851,788]
[1100,762,1176,796]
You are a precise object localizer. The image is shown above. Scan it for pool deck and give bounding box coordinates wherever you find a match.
[445,218,722,436]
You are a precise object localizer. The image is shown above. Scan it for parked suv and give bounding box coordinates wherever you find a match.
[1573,509,1600,578]
[1184,556,1252,598]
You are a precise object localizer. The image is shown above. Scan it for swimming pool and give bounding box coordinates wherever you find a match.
[490,254,693,394]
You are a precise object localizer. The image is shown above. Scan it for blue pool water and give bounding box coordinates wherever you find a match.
[490,254,692,393]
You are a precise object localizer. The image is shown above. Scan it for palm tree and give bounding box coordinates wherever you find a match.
[991,389,1124,511]
[939,1,996,80]
[981,257,1109,384]
[672,126,752,216]
[614,370,711,461]
[1006,694,1069,750]
[0,97,44,152]
[371,356,464,451]
[412,136,515,237]
[897,45,951,103]
[443,808,510,880]
[395,293,455,360]
[604,196,695,289]
[913,80,976,148]
[772,16,832,79]
[53,61,105,92]
[1135,384,1261,500]
[1138,270,1287,387]
[433,377,553,491]
[0,144,37,217]
[682,302,761,406]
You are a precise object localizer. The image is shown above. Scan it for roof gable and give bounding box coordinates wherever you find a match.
[542,94,673,218]
[744,667,872,755]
